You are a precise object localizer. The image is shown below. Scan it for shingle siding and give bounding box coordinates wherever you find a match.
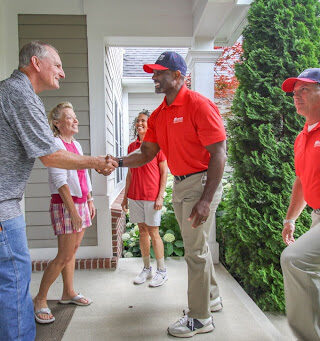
[128,93,164,142]
[104,46,125,196]
[19,14,97,248]
[123,47,188,78]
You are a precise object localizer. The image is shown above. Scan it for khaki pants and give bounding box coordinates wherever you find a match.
[281,211,320,341]
[172,172,223,319]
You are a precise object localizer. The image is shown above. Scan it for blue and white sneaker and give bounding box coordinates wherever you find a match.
[149,269,168,287]
[167,315,214,338]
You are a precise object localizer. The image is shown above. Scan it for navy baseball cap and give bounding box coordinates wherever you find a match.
[143,51,187,76]
[282,68,320,92]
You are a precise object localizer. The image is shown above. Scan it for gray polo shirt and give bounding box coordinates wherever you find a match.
[0,70,60,221]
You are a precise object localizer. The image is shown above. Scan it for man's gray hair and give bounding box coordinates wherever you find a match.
[19,41,58,68]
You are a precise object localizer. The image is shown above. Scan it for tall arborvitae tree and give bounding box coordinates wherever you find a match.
[220,0,320,311]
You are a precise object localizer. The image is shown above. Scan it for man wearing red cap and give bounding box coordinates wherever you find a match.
[281,68,320,340]
[105,51,226,337]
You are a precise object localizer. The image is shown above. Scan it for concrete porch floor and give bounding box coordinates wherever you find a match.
[30,258,296,341]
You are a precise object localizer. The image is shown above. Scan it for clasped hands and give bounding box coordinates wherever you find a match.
[96,154,118,176]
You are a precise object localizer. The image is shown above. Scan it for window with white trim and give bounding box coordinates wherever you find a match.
[114,99,124,183]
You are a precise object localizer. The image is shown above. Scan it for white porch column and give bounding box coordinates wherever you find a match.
[185,46,222,102]
[185,44,222,264]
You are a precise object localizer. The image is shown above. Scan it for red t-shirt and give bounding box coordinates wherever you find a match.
[294,122,320,209]
[143,85,226,176]
[51,140,88,204]
[127,138,166,201]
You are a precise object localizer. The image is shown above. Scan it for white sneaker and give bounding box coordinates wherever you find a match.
[210,296,223,312]
[167,315,214,338]
[149,269,168,287]
[133,267,152,284]
[183,297,223,315]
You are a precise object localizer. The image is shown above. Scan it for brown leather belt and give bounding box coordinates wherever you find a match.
[174,169,207,182]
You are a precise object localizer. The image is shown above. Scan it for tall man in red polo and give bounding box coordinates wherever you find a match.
[108,51,226,337]
[281,68,320,341]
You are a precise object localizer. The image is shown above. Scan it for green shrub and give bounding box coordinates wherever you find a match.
[122,174,184,258]
[122,223,141,258]
[218,0,320,312]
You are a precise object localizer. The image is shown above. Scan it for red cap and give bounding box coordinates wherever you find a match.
[143,51,187,76]
[143,64,168,73]
[282,68,320,92]
[282,78,317,92]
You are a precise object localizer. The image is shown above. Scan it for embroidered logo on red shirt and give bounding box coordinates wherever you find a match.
[314,140,320,148]
[173,117,183,124]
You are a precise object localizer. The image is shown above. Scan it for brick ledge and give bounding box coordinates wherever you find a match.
[32,257,118,272]
[32,190,126,272]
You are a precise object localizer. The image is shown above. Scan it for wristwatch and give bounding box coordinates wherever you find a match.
[283,219,295,225]
[118,158,123,167]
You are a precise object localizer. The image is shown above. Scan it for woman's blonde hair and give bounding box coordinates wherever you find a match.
[48,102,74,136]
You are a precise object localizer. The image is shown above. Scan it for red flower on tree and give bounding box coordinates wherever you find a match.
[214,41,243,99]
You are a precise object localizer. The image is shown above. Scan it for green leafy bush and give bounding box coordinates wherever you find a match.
[217,0,320,312]
[122,223,141,258]
[122,174,185,258]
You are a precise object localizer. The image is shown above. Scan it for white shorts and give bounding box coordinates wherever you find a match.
[128,199,162,226]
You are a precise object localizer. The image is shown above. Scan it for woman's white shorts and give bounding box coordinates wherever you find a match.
[128,199,162,226]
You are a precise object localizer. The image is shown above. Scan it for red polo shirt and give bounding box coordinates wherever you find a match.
[127,138,166,201]
[294,122,320,209]
[143,85,226,176]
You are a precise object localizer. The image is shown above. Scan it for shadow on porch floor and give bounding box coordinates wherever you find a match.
[30,257,295,341]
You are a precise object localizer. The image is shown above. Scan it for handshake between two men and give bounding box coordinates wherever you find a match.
[96,154,120,176]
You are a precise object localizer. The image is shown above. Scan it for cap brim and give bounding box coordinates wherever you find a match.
[282,77,317,92]
[143,64,169,73]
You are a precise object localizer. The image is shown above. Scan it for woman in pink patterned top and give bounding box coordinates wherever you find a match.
[33,102,95,324]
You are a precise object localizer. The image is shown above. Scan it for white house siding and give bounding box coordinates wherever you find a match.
[19,14,98,248]
[104,46,126,203]
[128,93,164,143]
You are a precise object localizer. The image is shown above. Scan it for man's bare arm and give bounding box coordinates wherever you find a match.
[285,176,306,220]
[107,141,159,168]
[282,176,306,245]
[122,141,160,168]
[201,140,226,203]
[39,149,117,172]
[98,141,159,176]
[154,160,168,210]
[189,140,227,228]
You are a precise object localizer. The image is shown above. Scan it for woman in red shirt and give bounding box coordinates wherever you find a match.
[122,110,168,287]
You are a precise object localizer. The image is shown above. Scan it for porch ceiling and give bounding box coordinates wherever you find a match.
[1,0,251,49]
[192,0,252,46]
[85,0,251,47]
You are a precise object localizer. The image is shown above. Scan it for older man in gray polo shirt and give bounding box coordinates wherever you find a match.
[0,41,116,341]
